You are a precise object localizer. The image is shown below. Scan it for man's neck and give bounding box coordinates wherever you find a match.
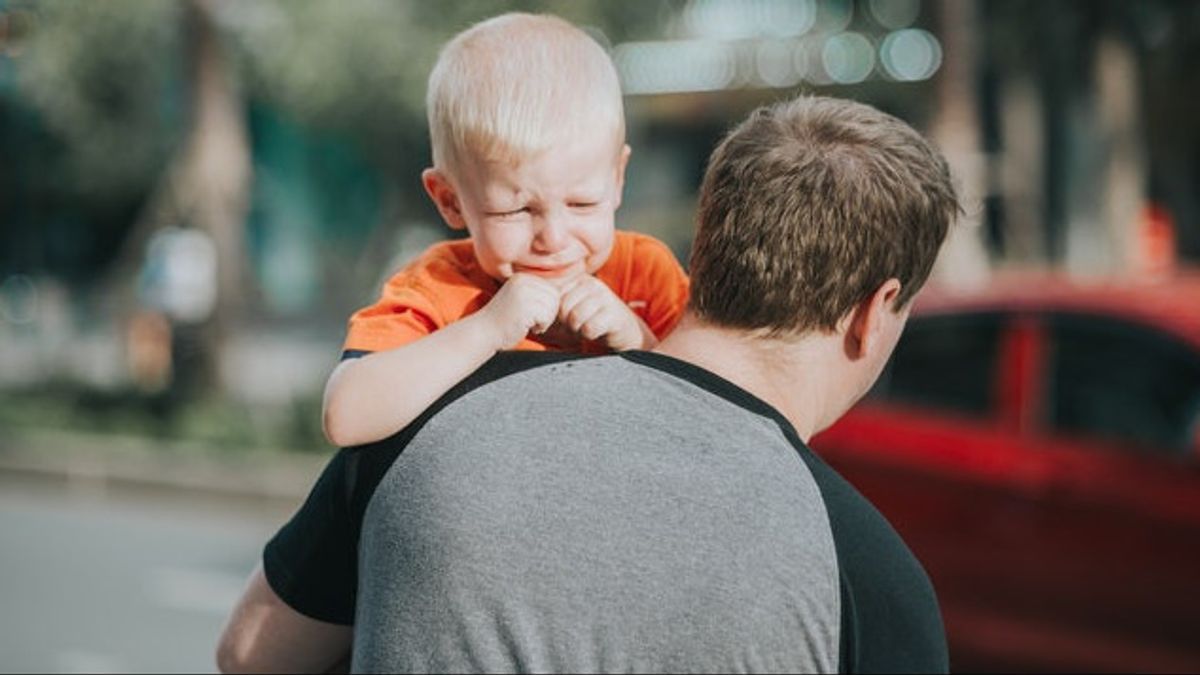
[653,315,846,442]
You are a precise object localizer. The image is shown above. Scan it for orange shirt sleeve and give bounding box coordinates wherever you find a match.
[341,241,493,354]
[342,272,444,354]
[604,232,690,341]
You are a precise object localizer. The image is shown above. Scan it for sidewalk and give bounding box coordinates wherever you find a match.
[0,427,328,509]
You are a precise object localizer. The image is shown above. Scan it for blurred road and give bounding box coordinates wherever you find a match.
[0,478,292,674]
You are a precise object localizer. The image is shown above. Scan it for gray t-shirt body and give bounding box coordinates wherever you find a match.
[264,351,947,673]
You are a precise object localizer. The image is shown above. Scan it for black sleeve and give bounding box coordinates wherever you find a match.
[801,452,949,674]
[263,449,361,625]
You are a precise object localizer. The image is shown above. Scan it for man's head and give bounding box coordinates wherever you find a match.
[688,96,958,414]
[421,13,629,286]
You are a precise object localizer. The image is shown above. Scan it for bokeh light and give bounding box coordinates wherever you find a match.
[755,39,804,88]
[681,0,817,40]
[880,28,942,81]
[822,32,875,84]
[614,39,738,95]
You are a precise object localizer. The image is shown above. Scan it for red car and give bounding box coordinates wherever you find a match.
[811,272,1200,673]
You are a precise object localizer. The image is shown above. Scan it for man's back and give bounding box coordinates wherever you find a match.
[264,352,946,672]
[355,354,839,672]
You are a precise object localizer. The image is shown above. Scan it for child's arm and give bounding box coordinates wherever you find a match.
[558,275,658,351]
[322,273,561,447]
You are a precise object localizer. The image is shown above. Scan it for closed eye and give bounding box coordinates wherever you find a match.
[569,201,599,210]
[487,207,530,218]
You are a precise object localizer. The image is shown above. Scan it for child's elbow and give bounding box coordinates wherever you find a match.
[321,383,360,447]
[322,362,368,448]
[214,636,247,674]
[215,621,266,674]
[322,403,357,448]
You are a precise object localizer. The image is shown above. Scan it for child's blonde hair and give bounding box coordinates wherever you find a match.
[427,13,625,175]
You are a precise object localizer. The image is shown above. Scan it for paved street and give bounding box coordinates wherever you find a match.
[0,477,297,673]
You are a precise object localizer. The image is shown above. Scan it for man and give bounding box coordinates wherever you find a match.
[217,95,960,673]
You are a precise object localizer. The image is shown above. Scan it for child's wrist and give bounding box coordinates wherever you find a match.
[466,309,508,352]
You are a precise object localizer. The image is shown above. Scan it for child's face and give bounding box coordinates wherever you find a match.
[424,133,630,286]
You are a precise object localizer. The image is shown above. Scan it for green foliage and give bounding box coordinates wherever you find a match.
[224,1,431,155]
[11,0,674,204]
[12,0,183,198]
[223,0,676,168]
[0,382,329,453]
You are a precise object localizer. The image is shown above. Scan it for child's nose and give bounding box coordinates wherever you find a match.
[532,214,570,253]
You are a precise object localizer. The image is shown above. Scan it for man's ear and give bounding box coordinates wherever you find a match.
[422,168,467,231]
[613,144,632,209]
[842,278,903,360]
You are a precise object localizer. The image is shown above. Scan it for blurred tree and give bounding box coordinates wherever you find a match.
[13,0,251,394]
[928,0,990,287]
[3,0,184,282]
[223,0,674,165]
[11,1,182,202]
[980,0,1200,270]
[166,0,252,392]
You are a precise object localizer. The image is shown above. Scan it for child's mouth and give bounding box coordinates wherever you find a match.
[514,263,579,279]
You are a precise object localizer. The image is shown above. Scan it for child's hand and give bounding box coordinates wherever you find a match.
[558,275,652,351]
[477,273,563,349]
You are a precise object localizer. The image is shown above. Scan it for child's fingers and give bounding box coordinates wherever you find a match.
[499,274,562,336]
[557,278,591,314]
[564,295,606,333]
[584,306,640,343]
[590,303,646,349]
[559,276,610,320]
[529,292,560,334]
[578,307,616,340]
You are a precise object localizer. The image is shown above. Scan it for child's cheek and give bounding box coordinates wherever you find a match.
[481,229,525,265]
[585,228,616,273]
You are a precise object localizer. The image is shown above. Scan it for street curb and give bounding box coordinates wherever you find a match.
[0,428,329,506]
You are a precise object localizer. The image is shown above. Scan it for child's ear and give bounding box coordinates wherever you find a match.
[422,168,468,231]
[613,144,632,209]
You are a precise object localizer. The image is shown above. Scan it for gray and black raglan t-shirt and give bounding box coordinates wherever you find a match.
[264,351,947,673]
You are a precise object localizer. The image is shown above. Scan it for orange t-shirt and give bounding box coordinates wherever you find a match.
[342,231,690,355]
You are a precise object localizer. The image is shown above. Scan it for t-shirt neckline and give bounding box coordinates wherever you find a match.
[617,350,804,442]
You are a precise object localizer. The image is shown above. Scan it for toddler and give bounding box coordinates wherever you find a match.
[322,13,689,447]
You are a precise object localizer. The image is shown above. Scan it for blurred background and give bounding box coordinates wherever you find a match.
[1,0,1197,672]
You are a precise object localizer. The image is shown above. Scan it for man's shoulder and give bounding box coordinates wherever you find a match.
[467,351,595,388]
[376,350,598,446]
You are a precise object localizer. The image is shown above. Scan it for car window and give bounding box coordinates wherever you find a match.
[1046,313,1200,457]
[869,312,1003,418]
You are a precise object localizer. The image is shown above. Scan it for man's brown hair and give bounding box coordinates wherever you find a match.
[689,96,959,335]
